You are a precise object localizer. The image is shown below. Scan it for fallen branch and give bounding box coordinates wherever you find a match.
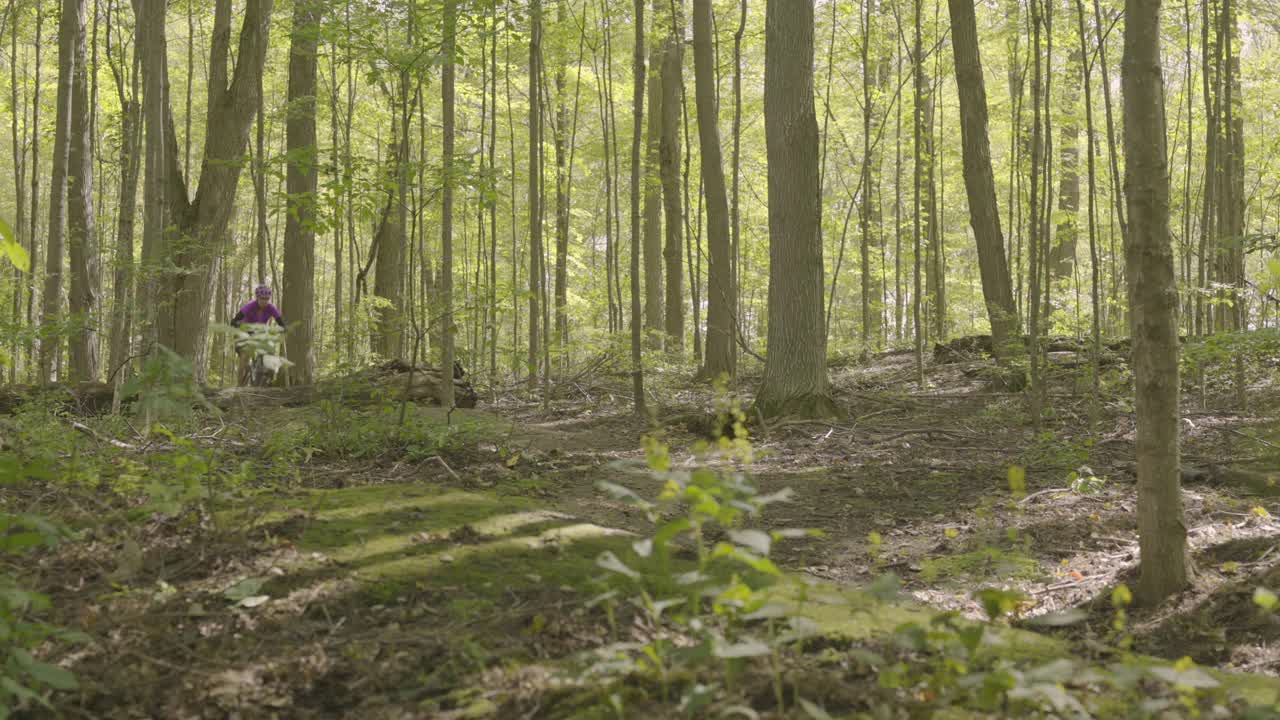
[70,421,137,450]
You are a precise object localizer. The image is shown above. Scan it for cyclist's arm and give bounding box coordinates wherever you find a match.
[231,310,245,328]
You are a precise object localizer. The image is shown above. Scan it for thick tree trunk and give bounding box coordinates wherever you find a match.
[283,0,319,384]
[947,0,1019,359]
[134,0,275,381]
[137,0,166,349]
[373,131,407,360]
[66,0,99,382]
[1122,0,1189,605]
[39,0,80,381]
[692,0,735,380]
[643,43,664,350]
[660,35,684,353]
[755,0,838,419]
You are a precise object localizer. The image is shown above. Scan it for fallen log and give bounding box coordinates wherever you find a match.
[0,362,477,416]
[213,362,477,411]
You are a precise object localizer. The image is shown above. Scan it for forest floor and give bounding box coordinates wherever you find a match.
[8,346,1280,718]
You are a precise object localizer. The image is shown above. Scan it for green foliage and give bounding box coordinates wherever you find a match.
[122,346,213,428]
[0,438,85,715]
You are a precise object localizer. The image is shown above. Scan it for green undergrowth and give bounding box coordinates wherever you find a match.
[919,545,1044,584]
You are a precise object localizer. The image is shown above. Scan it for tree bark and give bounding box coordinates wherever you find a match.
[660,34,684,353]
[628,0,646,414]
[755,0,838,419]
[1049,48,1082,281]
[283,0,319,385]
[440,0,457,407]
[106,1,142,388]
[947,0,1019,359]
[692,0,735,380]
[66,0,99,382]
[1122,0,1189,605]
[134,0,275,381]
[39,0,79,381]
[643,42,664,350]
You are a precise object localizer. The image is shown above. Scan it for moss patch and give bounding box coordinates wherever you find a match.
[919,545,1044,584]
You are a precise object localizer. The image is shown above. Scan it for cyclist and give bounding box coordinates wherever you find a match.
[231,285,286,386]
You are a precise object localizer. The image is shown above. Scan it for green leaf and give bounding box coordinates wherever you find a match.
[23,661,78,691]
[223,576,268,602]
[1254,587,1278,611]
[0,217,29,272]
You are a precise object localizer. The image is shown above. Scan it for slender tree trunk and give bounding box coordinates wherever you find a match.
[1076,0,1102,408]
[731,0,745,342]
[755,0,837,418]
[628,0,646,413]
[105,5,140,386]
[39,0,80,381]
[643,41,664,350]
[283,0,318,384]
[66,0,99,382]
[137,0,166,349]
[440,0,457,406]
[912,0,925,386]
[553,0,573,352]
[1050,48,1082,282]
[26,4,43,378]
[489,2,499,377]
[1123,0,1188,605]
[693,0,735,380]
[1028,0,1045,429]
[947,0,1019,359]
[660,33,684,353]
[860,0,876,354]
[9,0,27,383]
[528,0,543,388]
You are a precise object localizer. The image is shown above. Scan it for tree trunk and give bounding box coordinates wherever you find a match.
[643,42,664,350]
[1122,0,1189,605]
[8,0,26,384]
[1049,48,1082,282]
[39,0,79,381]
[660,34,684,353]
[440,0,457,407]
[66,0,99,382]
[947,0,1019,360]
[283,0,318,385]
[912,0,925,386]
[106,6,141,388]
[755,0,838,419]
[692,0,735,381]
[628,0,646,414]
[527,0,543,387]
[134,0,275,381]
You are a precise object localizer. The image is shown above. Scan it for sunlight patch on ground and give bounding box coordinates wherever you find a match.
[325,510,576,563]
[354,522,632,581]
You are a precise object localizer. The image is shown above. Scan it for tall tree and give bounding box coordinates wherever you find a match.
[947,0,1019,359]
[134,0,275,380]
[692,0,734,380]
[441,0,457,407]
[527,0,543,387]
[643,42,664,350]
[1122,0,1188,604]
[755,0,838,419]
[1049,48,1082,281]
[106,0,143,387]
[39,0,80,381]
[65,0,99,382]
[660,33,684,352]
[628,0,646,414]
[283,0,320,384]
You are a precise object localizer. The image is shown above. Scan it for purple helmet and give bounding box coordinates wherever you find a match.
[254,285,272,300]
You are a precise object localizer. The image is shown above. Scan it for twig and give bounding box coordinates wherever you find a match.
[425,455,461,482]
[1224,427,1280,451]
[1017,487,1071,505]
[70,421,137,450]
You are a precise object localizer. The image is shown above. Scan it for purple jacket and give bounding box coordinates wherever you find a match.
[232,301,284,327]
